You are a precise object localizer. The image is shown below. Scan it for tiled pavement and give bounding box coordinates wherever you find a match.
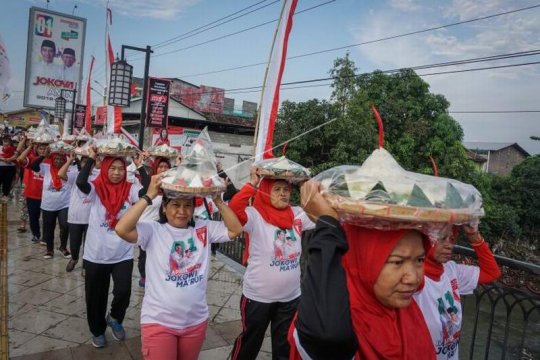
[2,195,271,359]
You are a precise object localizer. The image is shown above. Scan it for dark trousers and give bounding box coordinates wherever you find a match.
[26,198,42,239]
[137,246,146,278]
[68,223,88,261]
[0,166,15,196]
[42,207,69,252]
[84,259,133,337]
[231,295,299,360]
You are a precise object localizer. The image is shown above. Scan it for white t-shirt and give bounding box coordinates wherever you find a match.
[242,206,315,303]
[136,220,231,329]
[39,163,77,211]
[414,261,480,360]
[139,195,163,222]
[83,182,142,264]
[67,168,99,224]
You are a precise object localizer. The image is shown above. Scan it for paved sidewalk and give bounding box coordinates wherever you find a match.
[3,196,270,359]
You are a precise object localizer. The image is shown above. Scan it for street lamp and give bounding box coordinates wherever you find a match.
[54,95,67,121]
[55,89,77,135]
[108,45,153,149]
[108,60,133,107]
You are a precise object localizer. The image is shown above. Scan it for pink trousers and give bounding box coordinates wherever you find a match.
[141,321,208,360]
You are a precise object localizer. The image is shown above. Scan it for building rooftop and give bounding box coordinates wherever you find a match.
[463,142,530,157]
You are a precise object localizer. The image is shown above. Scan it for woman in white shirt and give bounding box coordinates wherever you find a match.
[76,148,144,348]
[228,168,315,360]
[115,174,242,360]
[30,151,76,259]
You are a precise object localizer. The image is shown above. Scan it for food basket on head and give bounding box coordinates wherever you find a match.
[95,134,139,158]
[147,143,178,160]
[255,156,311,184]
[313,104,484,239]
[161,128,225,198]
[48,140,75,154]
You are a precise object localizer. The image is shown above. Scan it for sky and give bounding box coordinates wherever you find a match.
[1,0,539,154]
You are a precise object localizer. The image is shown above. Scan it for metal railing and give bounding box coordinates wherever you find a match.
[454,245,539,360]
[219,232,246,265]
[219,235,540,360]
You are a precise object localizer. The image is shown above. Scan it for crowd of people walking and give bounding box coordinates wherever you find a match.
[0,126,501,360]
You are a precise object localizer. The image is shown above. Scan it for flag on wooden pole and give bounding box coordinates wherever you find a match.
[254,0,298,161]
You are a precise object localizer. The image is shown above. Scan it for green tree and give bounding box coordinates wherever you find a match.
[511,155,540,244]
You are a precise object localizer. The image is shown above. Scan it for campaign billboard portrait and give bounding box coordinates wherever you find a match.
[24,7,86,110]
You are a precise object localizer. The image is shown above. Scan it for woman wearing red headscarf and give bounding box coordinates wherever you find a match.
[76,147,144,348]
[289,181,436,360]
[30,149,77,259]
[229,167,314,360]
[413,226,500,360]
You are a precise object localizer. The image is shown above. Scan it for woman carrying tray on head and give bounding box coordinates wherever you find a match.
[29,148,77,259]
[289,181,435,360]
[413,225,500,360]
[229,167,315,360]
[58,152,102,273]
[76,147,145,348]
[115,174,243,360]
[16,138,47,243]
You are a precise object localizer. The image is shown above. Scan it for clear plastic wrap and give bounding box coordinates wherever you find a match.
[147,143,178,159]
[74,139,96,157]
[161,127,225,197]
[61,132,76,144]
[48,140,74,154]
[95,134,139,158]
[314,148,484,232]
[256,156,311,183]
[33,119,55,144]
[75,128,92,143]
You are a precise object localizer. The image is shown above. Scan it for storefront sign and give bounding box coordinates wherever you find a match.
[146,77,171,128]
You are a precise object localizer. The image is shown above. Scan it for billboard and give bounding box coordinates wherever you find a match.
[152,127,201,155]
[146,77,171,128]
[24,7,86,110]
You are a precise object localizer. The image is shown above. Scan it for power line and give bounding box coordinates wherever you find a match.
[131,0,337,61]
[220,60,540,95]
[177,3,540,78]
[153,0,279,50]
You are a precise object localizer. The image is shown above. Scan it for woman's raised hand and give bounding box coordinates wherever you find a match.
[147,174,163,199]
[249,166,260,187]
[300,180,337,223]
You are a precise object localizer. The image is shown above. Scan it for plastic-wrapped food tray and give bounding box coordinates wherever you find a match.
[256,156,310,183]
[161,182,225,197]
[315,148,484,230]
[48,141,74,154]
[324,193,478,224]
[96,147,139,157]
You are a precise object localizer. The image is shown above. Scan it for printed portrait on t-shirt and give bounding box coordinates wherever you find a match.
[169,238,198,275]
[436,292,461,348]
[273,228,299,260]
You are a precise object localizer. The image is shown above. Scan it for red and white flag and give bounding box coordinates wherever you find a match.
[105,7,122,134]
[84,55,95,134]
[254,0,298,161]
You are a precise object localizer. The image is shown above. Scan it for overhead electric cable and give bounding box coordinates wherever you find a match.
[177,3,540,78]
[153,0,279,49]
[129,0,337,61]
